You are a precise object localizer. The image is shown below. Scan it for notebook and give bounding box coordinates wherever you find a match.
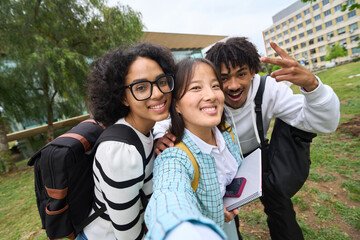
[223,148,262,211]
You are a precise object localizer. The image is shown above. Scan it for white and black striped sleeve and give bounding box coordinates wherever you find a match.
[94,140,145,240]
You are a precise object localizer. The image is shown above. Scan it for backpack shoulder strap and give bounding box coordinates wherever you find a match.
[94,124,146,162]
[254,75,267,148]
[224,122,235,144]
[174,142,199,192]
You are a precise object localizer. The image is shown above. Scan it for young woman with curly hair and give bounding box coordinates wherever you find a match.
[79,42,175,240]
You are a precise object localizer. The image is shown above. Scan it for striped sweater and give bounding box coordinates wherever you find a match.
[83,118,154,240]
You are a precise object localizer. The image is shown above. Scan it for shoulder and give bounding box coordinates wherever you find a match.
[96,140,143,171]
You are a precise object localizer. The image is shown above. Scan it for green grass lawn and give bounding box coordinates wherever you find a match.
[0,62,359,239]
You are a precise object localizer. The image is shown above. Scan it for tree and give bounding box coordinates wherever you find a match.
[300,0,360,11]
[325,43,348,62]
[0,0,144,144]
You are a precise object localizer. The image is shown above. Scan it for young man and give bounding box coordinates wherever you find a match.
[154,37,340,240]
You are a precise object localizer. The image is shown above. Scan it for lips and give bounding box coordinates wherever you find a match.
[227,89,244,101]
[200,105,218,114]
[148,100,168,113]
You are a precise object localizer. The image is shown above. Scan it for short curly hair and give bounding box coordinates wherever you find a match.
[205,37,261,74]
[87,42,175,127]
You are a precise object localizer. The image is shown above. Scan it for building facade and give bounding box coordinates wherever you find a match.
[263,0,360,70]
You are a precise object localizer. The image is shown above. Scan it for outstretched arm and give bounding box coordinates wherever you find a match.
[260,41,318,92]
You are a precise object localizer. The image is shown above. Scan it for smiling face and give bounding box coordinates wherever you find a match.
[175,62,224,137]
[123,57,171,134]
[220,63,255,109]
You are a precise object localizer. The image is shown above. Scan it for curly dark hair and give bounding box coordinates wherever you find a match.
[205,37,261,75]
[87,42,175,127]
[169,58,227,144]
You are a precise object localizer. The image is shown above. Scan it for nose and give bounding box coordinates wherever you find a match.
[226,76,241,91]
[151,84,163,99]
[203,86,217,101]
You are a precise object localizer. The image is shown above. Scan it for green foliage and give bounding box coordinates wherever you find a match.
[0,0,143,140]
[333,202,360,230]
[271,65,281,72]
[325,44,348,62]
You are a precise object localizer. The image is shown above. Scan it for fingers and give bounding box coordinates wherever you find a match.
[224,206,236,222]
[270,41,291,60]
[154,133,177,156]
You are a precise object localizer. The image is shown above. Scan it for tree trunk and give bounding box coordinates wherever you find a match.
[46,103,54,143]
[0,118,16,172]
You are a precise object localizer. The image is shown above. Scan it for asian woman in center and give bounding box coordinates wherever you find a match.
[145,58,243,240]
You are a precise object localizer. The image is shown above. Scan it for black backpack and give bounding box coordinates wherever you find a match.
[28,119,146,239]
[255,75,317,198]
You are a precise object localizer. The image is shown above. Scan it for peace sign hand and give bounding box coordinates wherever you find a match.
[260,41,319,92]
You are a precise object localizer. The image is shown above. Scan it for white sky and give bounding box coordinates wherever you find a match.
[107,0,300,55]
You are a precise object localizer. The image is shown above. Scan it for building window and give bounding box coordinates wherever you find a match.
[334,4,342,12]
[293,45,299,50]
[285,39,290,44]
[277,33,282,38]
[267,47,272,51]
[350,35,359,42]
[348,10,356,19]
[304,9,310,16]
[316,25,323,32]
[307,29,313,35]
[279,42,283,47]
[320,56,325,61]
[309,39,314,45]
[349,22,358,32]
[313,3,319,11]
[347,0,355,5]
[276,25,280,30]
[324,9,331,17]
[302,52,308,57]
[314,14,321,21]
[272,36,276,41]
[352,47,360,54]
[319,46,326,52]
[297,23,303,29]
[339,39,347,47]
[295,54,300,59]
[322,0,329,6]
[306,19,312,25]
[337,27,346,35]
[290,27,296,32]
[296,13,302,20]
[289,17,294,24]
[282,22,287,27]
[270,28,274,33]
[336,16,344,23]
[284,30,288,35]
[312,58,318,63]
[325,20,333,28]
[301,42,306,48]
[265,31,269,36]
[318,35,324,42]
[327,32,334,39]
[299,33,305,38]
[266,39,270,43]
[292,36,297,41]
[310,49,316,54]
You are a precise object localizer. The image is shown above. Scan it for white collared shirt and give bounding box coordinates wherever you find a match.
[185,127,239,197]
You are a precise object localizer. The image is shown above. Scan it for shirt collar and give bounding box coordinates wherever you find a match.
[184,127,226,154]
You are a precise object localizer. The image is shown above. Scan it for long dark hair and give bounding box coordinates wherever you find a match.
[169,58,227,144]
[87,42,175,127]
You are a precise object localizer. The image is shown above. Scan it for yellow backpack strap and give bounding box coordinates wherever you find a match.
[224,122,235,143]
[174,142,199,192]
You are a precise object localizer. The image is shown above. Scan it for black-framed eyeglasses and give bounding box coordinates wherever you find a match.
[122,74,174,101]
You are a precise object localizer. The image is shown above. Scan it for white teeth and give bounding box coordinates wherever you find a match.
[201,107,216,111]
[150,103,165,109]
[229,90,243,97]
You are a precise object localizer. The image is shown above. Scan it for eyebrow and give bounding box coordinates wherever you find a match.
[131,73,166,84]
[221,67,248,76]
